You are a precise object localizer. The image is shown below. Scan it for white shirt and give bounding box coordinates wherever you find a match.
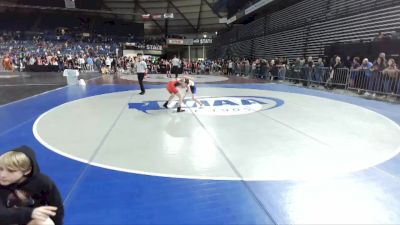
[172,57,180,67]
[78,57,85,64]
[29,57,35,65]
[105,58,111,66]
[137,60,147,73]
[188,79,195,87]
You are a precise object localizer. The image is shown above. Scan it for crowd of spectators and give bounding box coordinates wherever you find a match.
[1,30,399,99]
[0,31,165,72]
[205,54,399,98]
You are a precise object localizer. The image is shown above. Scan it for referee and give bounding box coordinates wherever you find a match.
[171,55,180,79]
[136,53,147,95]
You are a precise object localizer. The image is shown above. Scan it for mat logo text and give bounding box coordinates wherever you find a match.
[129,96,284,116]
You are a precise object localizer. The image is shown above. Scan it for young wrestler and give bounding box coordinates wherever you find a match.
[163,79,187,112]
[181,76,203,108]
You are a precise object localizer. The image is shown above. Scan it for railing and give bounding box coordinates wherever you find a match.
[0,57,4,71]
[347,69,400,96]
[282,66,400,97]
[238,65,399,98]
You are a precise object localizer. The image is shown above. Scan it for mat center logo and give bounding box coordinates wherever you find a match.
[129,96,284,116]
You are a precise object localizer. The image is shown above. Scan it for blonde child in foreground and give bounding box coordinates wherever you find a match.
[0,146,64,225]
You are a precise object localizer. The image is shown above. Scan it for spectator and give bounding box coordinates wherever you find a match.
[0,146,64,225]
[228,60,233,75]
[2,54,13,71]
[374,31,385,41]
[382,58,399,93]
[359,58,373,95]
[349,57,361,87]
[86,56,93,71]
[105,56,111,72]
[368,57,386,93]
[313,58,325,84]
[326,56,344,89]
[392,28,400,40]
[303,56,314,86]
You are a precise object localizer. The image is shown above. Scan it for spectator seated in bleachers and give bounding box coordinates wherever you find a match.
[2,54,13,71]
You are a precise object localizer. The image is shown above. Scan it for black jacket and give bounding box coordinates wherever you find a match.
[0,146,64,225]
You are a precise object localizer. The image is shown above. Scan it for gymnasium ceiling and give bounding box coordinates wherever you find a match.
[102,0,230,36]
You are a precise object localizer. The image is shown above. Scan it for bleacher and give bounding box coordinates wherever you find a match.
[267,0,326,33]
[326,0,396,19]
[210,0,400,60]
[306,4,400,57]
[229,40,252,59]
[262,26,306,59]
[237,17,265,40]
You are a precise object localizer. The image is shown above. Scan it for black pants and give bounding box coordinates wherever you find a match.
[172,66,179,78]
[138,73,145,93]
[228,68,233,75]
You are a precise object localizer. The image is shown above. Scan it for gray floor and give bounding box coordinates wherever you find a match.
[3,73,400,224]
[0,71,101,105]
[33,87,400,180]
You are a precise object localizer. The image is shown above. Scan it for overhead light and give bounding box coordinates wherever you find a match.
[142,14,150,19]
[163,13,174,19]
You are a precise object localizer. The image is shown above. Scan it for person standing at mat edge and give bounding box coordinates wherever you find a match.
[136,53,147,95]
[171,55,181,79]
[0,146,64,225]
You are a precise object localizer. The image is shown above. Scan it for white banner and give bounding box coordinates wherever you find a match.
[152,14,162,20]
[227,16,237,24]
[245,0,273,15]
[64,0,75,8]
[167,39,184,45]
[142,14,151,19]
[167,39,193,45]
[219,17,227,24]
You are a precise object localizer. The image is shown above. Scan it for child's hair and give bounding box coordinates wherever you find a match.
[0,151,31,173]
[184,78,189,84]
